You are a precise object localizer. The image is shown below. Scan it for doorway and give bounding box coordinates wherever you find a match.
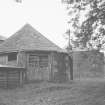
[27,54,49,81]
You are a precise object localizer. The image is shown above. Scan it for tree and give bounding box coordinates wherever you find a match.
[62,0,105,51]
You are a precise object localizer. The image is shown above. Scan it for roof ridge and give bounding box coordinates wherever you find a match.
[0,23,66,53]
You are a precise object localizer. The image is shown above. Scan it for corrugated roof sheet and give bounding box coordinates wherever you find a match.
[0,64,25,69]
[0,35,6,40]
[0,24,66,53]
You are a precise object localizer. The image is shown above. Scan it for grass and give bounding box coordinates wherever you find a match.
[0,80,105,105]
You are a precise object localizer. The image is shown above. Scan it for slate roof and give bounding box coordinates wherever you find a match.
[0,24,66,53]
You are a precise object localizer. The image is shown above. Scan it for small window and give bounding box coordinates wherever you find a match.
[8,53,17,61]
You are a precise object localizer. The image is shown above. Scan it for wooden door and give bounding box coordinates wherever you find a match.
[27,55,40,80]
[39,55,49,80]
[27,54,49,81]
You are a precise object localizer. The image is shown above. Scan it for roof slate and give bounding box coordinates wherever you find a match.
[0,24,66,53]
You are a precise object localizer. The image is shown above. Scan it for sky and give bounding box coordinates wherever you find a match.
[0,0,68,48]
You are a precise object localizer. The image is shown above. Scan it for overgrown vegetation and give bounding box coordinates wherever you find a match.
[0,81,105,105]
[62,0,105,50]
